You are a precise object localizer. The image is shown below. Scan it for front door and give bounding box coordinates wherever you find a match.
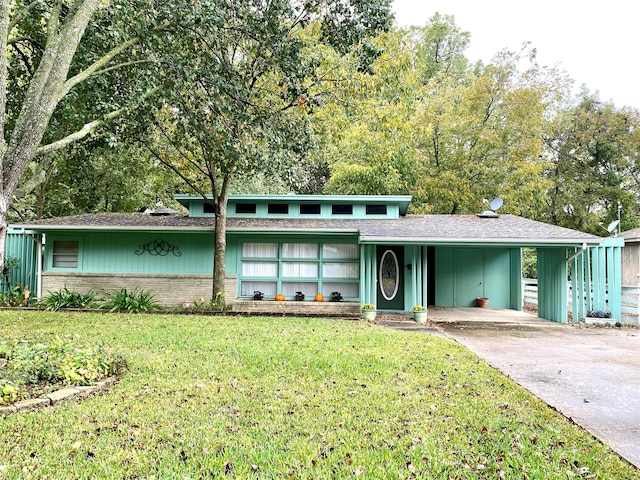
[377,246,404,310]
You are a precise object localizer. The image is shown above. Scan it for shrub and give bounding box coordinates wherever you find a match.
[0,338,127,404]
[0,284,33,307]
[38,286,100,311]
[101,288,160,313]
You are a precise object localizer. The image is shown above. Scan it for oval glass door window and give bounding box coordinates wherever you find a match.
[379,250,399,300]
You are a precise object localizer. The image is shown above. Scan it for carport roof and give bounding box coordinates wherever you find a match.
[10,212,603,246]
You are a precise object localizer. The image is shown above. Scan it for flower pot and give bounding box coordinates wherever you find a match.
[476,297,489,308]
[413,310,427,323]
[362,310,377,321]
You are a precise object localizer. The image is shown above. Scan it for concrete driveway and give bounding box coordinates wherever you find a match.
[430,308,640,469]
[378,308,640,468]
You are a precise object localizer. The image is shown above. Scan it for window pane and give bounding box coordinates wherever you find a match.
[323,263,358,278]
[268,203,288,214]
[53,241,78,268]
[236,203,257,214]
[243,243,278,258]
[282,243,318,258]
[332,204,353,215]
[282,262,318,277]
[322,282,359,298]
[242,262,278,277]
[241,281,277,296]
[323,244,359,259]
[282,282,318,297]
[300,204,321,215]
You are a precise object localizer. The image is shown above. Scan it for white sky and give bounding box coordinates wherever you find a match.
[392,0,640,109]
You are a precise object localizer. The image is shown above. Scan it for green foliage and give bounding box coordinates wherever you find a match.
[413,305,426,311]
[541,91,640,232]
[38,287,101,311]
[101,288,160,313]
[0,284,32,307]
[0,311,636,478]
[522,248,538,279]
[0,336,126,404]
[361,303,375,311]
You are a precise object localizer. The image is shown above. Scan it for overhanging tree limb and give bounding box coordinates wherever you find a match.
[61,36,140,98]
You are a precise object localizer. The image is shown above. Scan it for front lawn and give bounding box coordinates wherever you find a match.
[0,311,636,479]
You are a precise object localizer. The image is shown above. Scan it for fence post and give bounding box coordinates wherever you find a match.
[636,274,640,321]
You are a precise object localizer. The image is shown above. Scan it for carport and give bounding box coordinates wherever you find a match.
[359,215,623,324]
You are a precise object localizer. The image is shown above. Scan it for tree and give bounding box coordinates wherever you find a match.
[542,91,640,233]
[0,0,175,269]
[140,0,393,298]
[317,16,564,216]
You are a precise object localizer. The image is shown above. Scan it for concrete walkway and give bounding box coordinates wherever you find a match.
[378,308,640,469]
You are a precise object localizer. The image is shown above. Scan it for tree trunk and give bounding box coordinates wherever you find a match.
[0,195,8,272]
[212,175,232,302]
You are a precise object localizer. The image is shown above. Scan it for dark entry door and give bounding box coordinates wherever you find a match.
[377,246,404,310]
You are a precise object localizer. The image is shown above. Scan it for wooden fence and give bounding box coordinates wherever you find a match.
[522,278,639,324]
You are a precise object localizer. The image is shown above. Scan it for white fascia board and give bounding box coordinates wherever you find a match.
[358,236,604,246]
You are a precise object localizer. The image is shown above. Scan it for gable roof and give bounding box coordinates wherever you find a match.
[10,212,603,247]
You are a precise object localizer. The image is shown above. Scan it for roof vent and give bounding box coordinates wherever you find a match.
[477,198,502,218]
[149,208,180,216]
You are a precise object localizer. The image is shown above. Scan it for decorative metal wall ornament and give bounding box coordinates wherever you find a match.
[135,238,182,257]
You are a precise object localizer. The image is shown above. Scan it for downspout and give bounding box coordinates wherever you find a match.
[567,242,587,263]
[37,233,44,298]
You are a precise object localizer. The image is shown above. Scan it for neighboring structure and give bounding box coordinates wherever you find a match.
[8,195,623,323]
[620,228,640,285]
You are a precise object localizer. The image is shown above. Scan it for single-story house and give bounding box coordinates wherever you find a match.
[8,194,623,323]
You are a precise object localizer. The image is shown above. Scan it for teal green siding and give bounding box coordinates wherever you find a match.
[538,248,568,323]
[434,246,518,309]
[44,232,214,274]
[4,231,39,293]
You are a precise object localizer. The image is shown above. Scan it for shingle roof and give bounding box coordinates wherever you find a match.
[10,212,603,246]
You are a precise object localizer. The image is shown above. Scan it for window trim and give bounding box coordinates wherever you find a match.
[51,239,80,270]
[239,241,359,300]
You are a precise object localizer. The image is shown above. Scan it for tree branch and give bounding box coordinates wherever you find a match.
[61,37,140,97]
[35,107,125,156]
[8,0,46,32]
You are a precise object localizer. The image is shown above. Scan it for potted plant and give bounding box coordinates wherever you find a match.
[361,303,376,321]
[476,297,489,308]
[331,291,343,302]
[413,305,427,323]
[253,291,264,300]
[294,291,305,301]
[583,309,615,324]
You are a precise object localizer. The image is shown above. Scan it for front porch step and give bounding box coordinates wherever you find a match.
[231,300,361,317]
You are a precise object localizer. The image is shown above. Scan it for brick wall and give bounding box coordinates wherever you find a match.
[41,272,238,306]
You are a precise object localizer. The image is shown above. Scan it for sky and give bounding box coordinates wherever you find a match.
[392,1,640,109]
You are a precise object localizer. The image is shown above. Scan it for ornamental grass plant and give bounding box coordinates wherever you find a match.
[0,311,636,479]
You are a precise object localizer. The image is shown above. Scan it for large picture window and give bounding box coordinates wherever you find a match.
[240,241,359,299]
[52,240,79,268]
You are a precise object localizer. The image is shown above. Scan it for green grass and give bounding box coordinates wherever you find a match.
[0,311,637,479]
